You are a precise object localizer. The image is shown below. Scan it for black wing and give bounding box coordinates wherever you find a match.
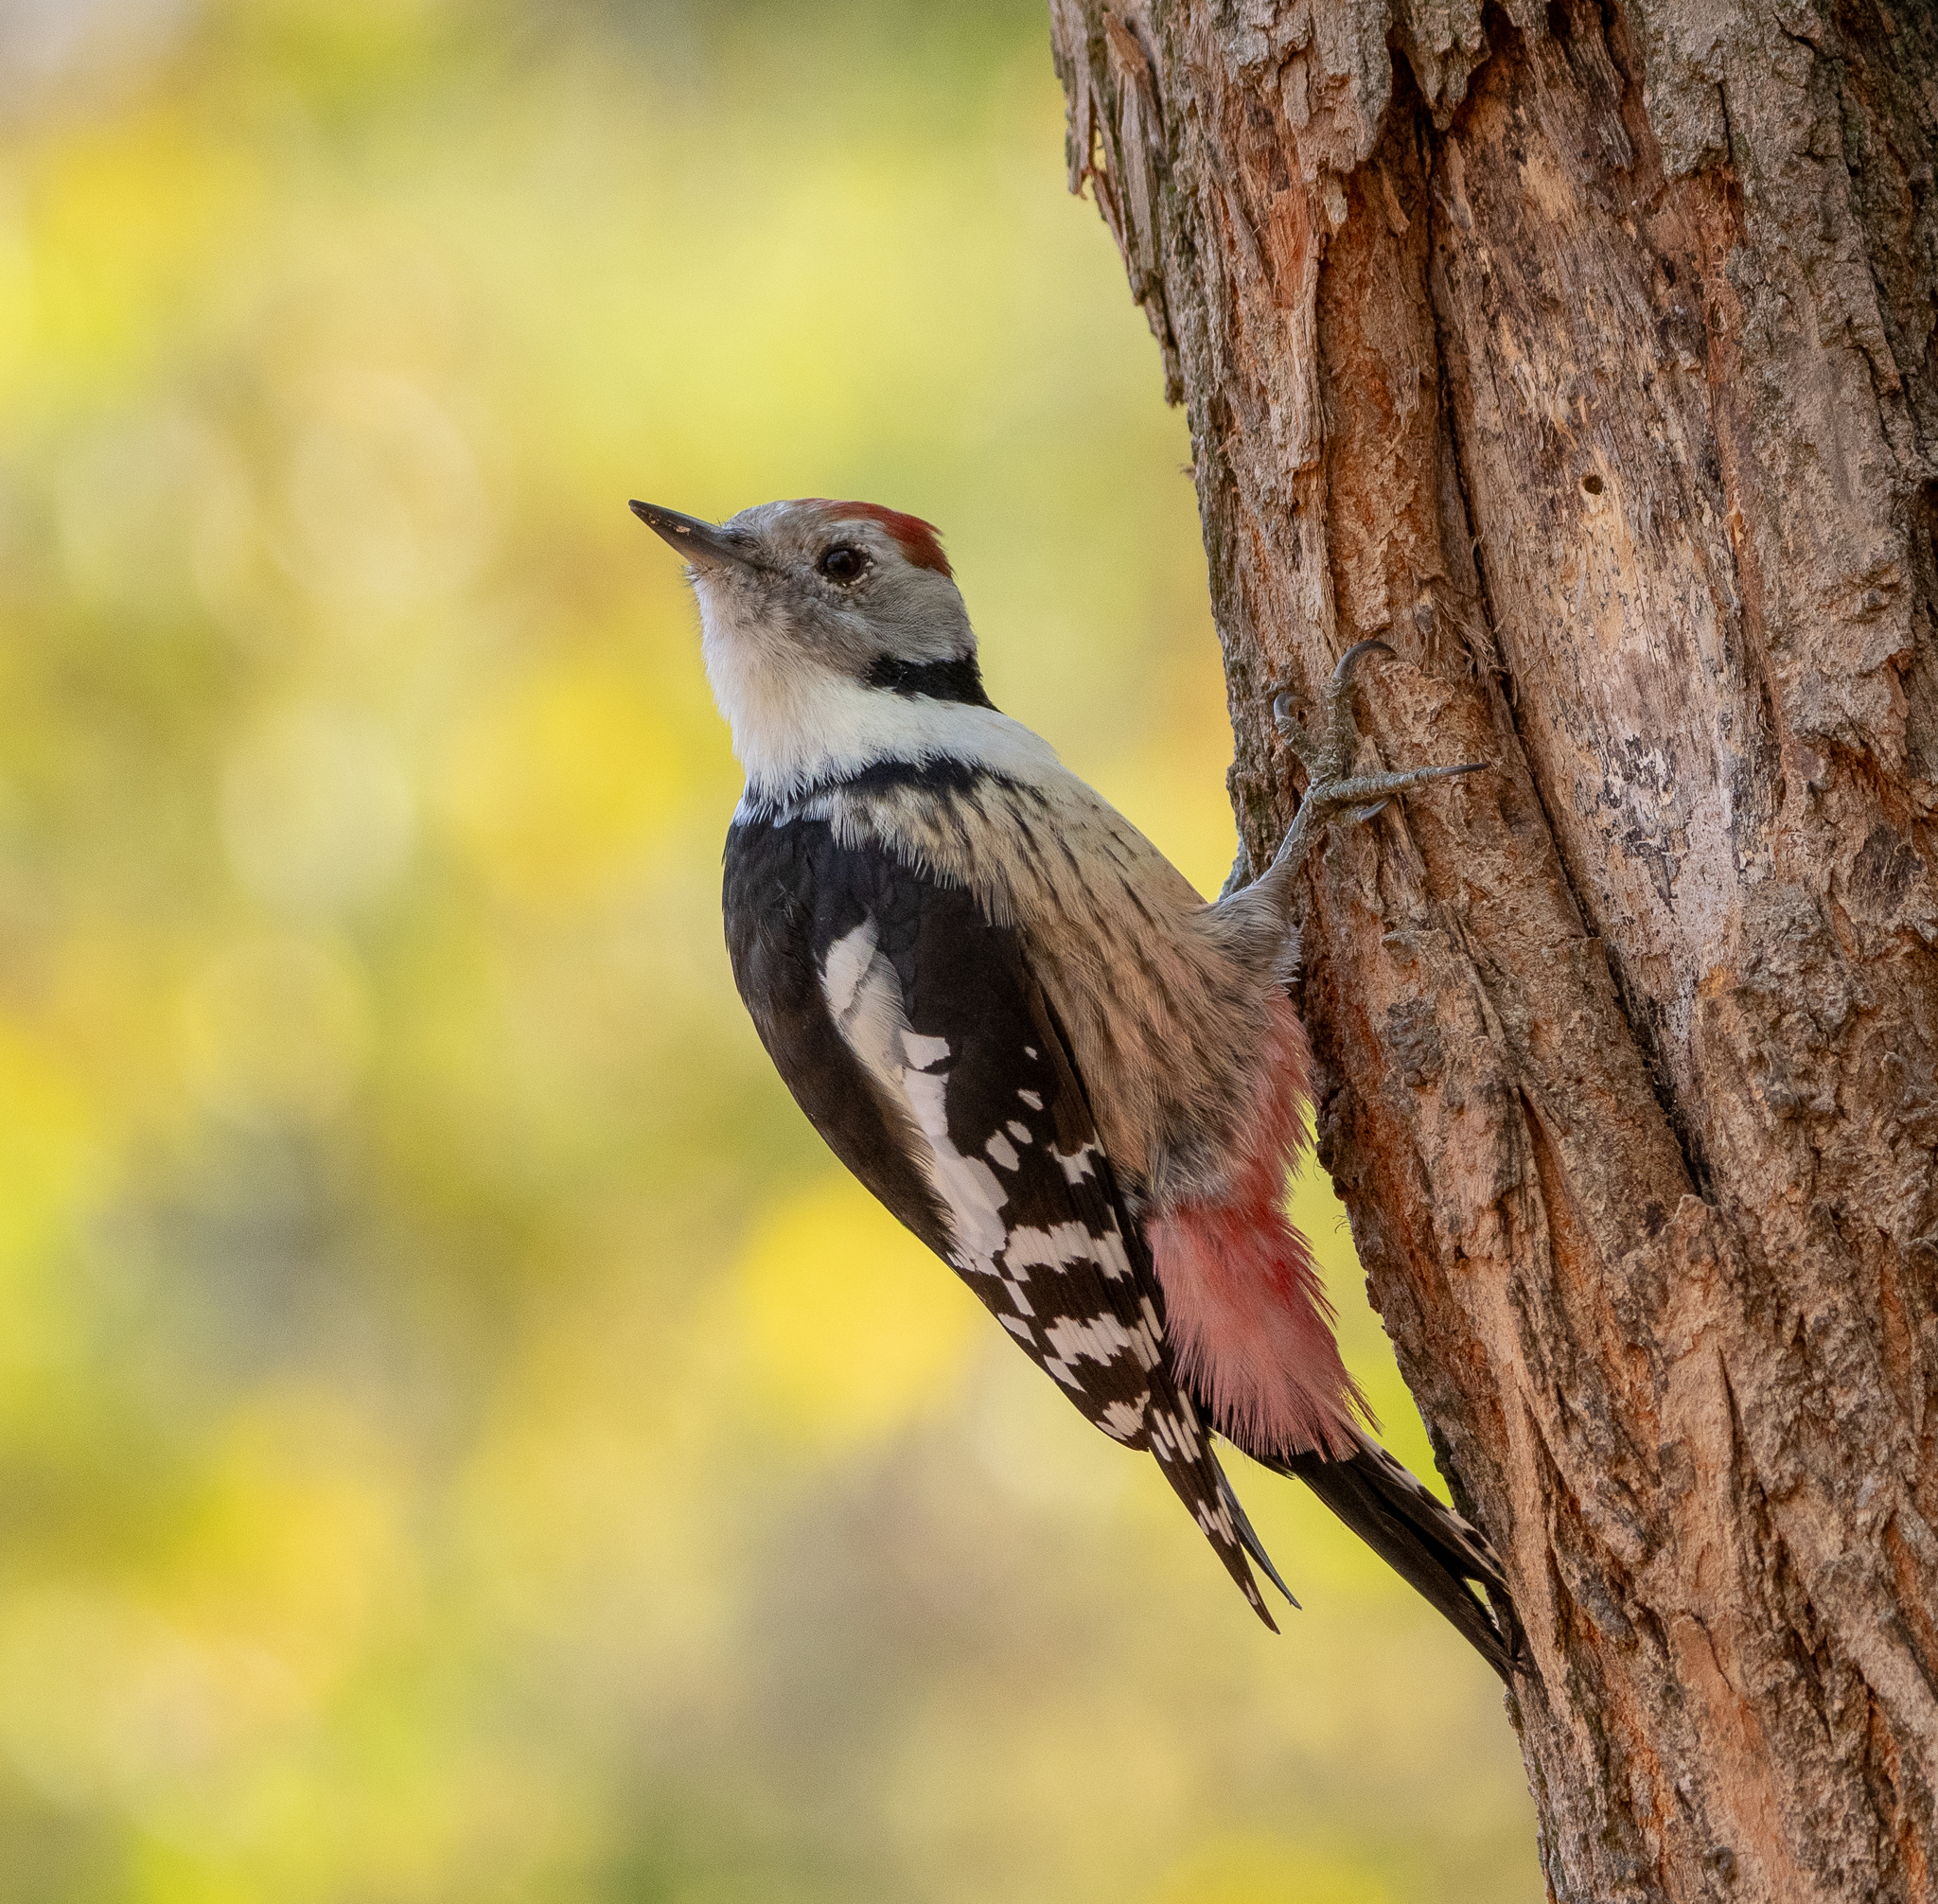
[725,802,1280,1626]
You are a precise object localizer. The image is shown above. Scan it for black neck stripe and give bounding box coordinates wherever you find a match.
[865,653,995,708]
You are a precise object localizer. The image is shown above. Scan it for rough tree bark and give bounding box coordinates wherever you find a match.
[1047,0,1938,1896]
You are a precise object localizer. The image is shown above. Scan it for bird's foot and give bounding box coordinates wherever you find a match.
[1259,640,1485,886]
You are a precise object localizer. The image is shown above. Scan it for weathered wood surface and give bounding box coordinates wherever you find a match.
[1048,0,1938,1896]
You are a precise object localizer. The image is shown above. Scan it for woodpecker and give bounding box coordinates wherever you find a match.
[633,494,1517,1679]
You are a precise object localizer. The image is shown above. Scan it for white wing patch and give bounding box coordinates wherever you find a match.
[821,917,1012,1278]
[820,922,875,1018]
[1000,1218,1135,1284]
[900,1067,1010,1261]
[1148,1403,1205,1464]
[822,919,909,1084]
[1039,1312,1137,1386]
[1053,1141,1101,1185]
[1001,1219,1102,1274]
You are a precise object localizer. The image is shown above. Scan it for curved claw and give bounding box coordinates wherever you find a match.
[1269,684,1320,766]
[1333,638,1398,684]
[1313,639,1397,779]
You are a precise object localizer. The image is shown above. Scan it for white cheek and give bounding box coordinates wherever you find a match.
[695,577,1066,799]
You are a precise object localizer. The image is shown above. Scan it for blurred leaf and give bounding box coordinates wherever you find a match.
[1145,1840,1395,1904]
[0,2,1538,1898]
[735,1173,980,1454]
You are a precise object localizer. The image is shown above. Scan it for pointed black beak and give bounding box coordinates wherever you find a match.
[628,501,753,571]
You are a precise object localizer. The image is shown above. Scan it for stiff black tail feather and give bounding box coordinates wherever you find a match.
[1218,1469,1300,1610]
[1267,1440,1522,1684]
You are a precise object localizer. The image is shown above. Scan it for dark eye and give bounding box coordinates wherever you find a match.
[818,544,867,584]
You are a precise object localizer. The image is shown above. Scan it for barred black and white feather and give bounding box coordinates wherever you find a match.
[725,771,1277,1623]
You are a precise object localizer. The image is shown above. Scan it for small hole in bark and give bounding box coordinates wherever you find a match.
[1580,473,1605,496]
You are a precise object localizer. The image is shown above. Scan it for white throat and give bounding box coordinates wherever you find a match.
[700,604,1061,800]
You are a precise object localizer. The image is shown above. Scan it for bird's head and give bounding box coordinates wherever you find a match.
[631,496,999,756]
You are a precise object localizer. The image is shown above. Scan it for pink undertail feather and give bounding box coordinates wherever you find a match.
[1149,996,1369,1462]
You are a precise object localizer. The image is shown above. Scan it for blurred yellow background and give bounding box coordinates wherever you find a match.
[0,1,1538,1897]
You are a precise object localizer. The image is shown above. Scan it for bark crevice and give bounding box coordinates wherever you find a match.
[1420,70,1720,1207]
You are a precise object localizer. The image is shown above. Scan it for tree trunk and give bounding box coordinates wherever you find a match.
[1047,0,1938,1895]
